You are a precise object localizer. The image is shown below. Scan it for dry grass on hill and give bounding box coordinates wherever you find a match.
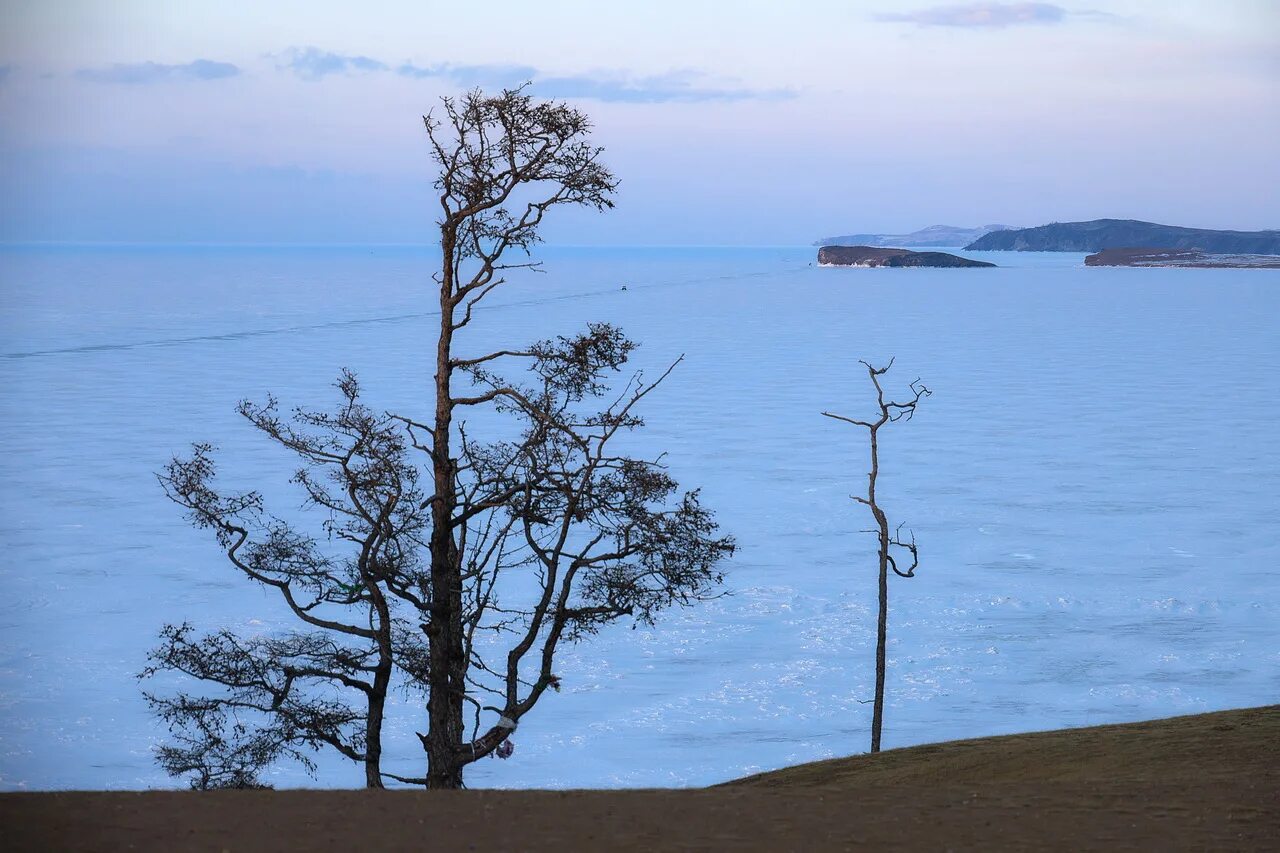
[3,706,1276,852]
[724,703,1279,789]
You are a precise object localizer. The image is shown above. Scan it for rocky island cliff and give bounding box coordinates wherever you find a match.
[967,219,1280,253]
[818,246,996,268]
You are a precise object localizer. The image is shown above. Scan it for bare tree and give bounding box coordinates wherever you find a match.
[411,87,733,787]
[144,371,430,788]
[146,86,734,791]
[823,359,930,753]
[390,324,733,788]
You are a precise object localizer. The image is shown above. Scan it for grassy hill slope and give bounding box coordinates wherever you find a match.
[726,704,1278,788]
[3,706,1276,851]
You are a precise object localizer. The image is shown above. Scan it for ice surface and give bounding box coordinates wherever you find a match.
[1,245,1277,790]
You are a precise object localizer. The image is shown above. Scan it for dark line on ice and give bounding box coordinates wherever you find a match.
[3,266,802,360]
[3,310,443,359]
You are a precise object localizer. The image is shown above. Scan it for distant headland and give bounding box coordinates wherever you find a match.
[815,224,1013,248]
[818,246,996,268]
[965,219,1280,253]
[1085,248,1280,269]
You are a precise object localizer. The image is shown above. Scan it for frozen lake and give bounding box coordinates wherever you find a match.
[1,244,1277,790]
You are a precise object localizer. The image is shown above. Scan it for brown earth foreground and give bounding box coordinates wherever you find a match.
[3,706,1276,852]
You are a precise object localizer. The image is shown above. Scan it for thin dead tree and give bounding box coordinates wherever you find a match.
[145,371,430,788]
[823,358,930,753]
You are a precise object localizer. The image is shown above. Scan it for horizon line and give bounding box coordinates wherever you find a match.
[0,240,818,250]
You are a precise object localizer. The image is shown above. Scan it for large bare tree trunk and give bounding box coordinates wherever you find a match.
[365,592,394,788]
[425,236,466,789]
[366,674,388,788]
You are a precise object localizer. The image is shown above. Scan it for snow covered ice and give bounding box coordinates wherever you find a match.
[1,244,1277,789]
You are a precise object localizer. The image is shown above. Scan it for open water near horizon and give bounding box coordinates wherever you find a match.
[1,244,1277,790]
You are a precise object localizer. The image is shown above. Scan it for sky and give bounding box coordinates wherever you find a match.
[0,0,1277,245]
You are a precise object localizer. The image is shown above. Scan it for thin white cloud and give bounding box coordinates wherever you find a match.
[532,70,794,103]
[272,49,791,102]
[275,47,387,80]
[74,59,239,84]
[396,62,537,88]
[875,3,1101,28]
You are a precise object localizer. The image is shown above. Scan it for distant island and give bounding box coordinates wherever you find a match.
[815,224,1014,248]
[1085,248,1280,269]
[818,246,996,268]
[966,219,1280,253]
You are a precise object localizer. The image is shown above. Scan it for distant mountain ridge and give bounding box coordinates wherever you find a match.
[815,224,1013,248]
[967,219,1280,253]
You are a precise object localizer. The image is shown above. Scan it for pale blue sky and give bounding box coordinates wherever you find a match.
[1,0,1277,244]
